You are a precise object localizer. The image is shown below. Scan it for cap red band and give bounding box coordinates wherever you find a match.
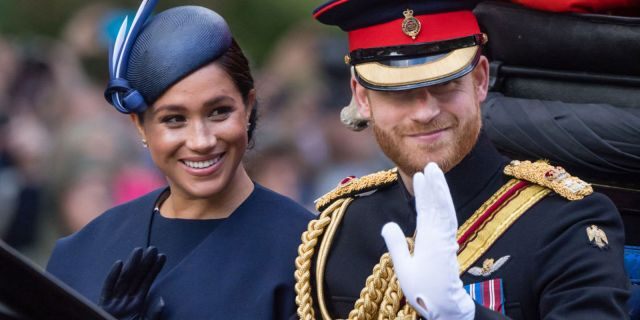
[348,10,480,52]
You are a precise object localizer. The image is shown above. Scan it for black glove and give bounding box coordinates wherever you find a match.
[99,246,167,320]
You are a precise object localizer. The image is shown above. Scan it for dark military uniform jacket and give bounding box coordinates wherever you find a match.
[312,135,630,319]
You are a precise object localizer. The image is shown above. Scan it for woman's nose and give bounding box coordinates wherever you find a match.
[185,121,217,152]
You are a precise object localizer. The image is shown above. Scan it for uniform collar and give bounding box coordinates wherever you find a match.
[445,131,509,212]
[398,131,509,214]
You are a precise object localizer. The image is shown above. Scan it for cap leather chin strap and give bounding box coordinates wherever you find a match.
[349,34,486,65]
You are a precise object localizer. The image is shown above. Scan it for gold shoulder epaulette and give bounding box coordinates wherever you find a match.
[504,160,593,201]
[315,168,398,211]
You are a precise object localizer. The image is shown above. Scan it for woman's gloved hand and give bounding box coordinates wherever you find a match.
[381,163,474,320]
[99,246,167,320]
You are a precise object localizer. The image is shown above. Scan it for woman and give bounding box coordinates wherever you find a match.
[46,2,313,319]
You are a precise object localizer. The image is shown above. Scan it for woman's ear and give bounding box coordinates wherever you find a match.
[472,55,490,103]
[130,113,147,142]
[246,89,256,122]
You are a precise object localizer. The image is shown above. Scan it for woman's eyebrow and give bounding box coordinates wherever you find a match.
[203,95,236,107]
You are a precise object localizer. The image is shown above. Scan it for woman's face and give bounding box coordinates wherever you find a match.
[132,62,254,200]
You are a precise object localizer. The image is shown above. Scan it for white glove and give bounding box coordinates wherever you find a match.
[381,163,475,320]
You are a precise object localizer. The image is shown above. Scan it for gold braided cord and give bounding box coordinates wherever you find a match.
[317,198,354,319]
[348,253,394,320]
[295,199,347,320]
[397,304,418,320]
[377,238,414,320]
[377,256,403,320]
[315,168,398,211]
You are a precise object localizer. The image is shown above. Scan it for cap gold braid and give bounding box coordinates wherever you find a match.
[315,168,399,211]
[504,160,593,201]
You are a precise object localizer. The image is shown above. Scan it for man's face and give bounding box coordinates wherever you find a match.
[354,56,489,176]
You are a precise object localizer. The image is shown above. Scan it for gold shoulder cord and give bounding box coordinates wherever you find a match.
[295,168,419,320]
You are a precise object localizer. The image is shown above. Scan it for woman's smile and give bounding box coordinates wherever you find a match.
[180,153,226,177]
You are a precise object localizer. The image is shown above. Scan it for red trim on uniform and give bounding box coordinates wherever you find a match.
[347,10,480,51]
[494,279,504,313]
[483,280,492,310]
[313,0,350,19]
[457,181,529,247]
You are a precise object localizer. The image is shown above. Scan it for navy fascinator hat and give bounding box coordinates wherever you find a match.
[105,0,232,113]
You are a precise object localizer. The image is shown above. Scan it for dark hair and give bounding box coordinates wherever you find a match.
[216,38,258,146]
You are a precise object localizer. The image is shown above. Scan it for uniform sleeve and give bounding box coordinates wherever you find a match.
[533,193,630,319]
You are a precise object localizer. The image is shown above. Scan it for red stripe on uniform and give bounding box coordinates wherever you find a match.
[483,280,492,310]
[313,0,350,19]
[457,181,529,248]
[347,10,479,51]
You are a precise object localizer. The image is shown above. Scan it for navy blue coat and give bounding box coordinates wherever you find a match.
[47,185,313,319]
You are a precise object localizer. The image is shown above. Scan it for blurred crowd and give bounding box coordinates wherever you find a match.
[0,3,389,265]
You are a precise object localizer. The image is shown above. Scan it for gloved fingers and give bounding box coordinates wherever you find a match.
[114,247,144,297]
[136,253,166,297]
[413,294,435,320]
[99,260,124,305]
[413,168,435,249]
[144,296,165,320]
[127,247,161,296]
[381,222,411,274]
[424,162,458,239]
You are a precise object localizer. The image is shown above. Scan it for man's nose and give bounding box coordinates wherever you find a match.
[411,88,440,123]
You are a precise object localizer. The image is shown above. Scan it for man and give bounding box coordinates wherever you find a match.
[294,0,630,319]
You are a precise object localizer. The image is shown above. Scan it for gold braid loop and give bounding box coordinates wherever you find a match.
[347,238,415,320]
[295,199,346,320]
[377,254,402,320]
[397,304,418,320]
[348,252,394,320]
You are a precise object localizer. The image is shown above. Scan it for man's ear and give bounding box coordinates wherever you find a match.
[352,75,372,119]
[472,55,490,103]
[130,113,147,142]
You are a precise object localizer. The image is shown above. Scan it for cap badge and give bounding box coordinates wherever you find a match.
[586,225,609,250]
[402,9,421,40]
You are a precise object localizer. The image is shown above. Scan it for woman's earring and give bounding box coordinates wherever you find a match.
[142,139,148,148]
[246,122,251,131]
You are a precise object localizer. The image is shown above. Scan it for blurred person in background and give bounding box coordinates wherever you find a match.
[254,24,389,208]
[46,2,312,319]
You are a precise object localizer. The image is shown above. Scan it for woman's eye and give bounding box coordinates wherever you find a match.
[161,115,186,125]
[209,107,233,120]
